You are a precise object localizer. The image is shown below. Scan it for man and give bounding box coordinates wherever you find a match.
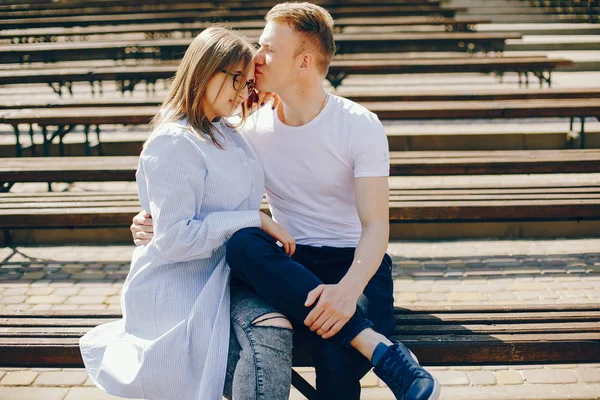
[132,3,440,400]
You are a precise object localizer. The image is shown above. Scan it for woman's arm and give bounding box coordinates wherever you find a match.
[140,132,261,262]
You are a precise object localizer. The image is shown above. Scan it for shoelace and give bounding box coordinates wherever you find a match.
[378,344,430,391]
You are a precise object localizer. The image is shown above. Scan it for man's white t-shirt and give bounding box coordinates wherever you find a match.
[240,93,389,248]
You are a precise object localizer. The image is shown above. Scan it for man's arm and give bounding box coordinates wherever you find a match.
[304,176,389,339]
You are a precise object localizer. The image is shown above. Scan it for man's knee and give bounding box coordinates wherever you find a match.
[227,227,263,262]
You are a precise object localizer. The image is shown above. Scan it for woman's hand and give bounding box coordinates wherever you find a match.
[247,91,281,114]
[131,211,154,246]
[259,211,295,256]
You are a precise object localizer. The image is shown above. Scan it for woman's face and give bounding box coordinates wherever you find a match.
[203,62,255,120]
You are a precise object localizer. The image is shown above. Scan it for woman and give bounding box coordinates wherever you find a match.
[80,27,295,400]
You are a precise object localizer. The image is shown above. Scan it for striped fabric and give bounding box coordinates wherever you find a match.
[79,117,265,400]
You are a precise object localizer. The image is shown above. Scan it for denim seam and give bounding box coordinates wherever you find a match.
[235,319,265,399]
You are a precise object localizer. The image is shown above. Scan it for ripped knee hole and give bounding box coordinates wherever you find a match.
[251,313,293,329]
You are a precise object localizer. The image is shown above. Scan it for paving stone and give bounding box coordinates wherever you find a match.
[0,387,69,400]
[70,273,107,281]
[481,258,521,267]
[0,296,27,304]
[64,296,107,305]
[0,371,5,380]
[515,291,541,300]
[1,287,29,296]
[452,366,482,371]
[30,304,53,311]
[430,371,469,386]
[556,290,588,299]
[574,368,600,383]
[25,287,55,296]
[360,371,379,387]
[548,364,579,369]
[79,305,108,310]
[523,369,578,384]
[489,293,518,301]
[52,288,81,296]
[451,285,481,293]
[422,261,448,270]
[26,295,66,305]
[21,272,47,280]
[30,280,51,287]
[507,283,545,291]
[84,377,97,387]
[437,384,598,400]
[78,287,120,296]
[395,261,421,270]
[495,370,524,385]
[4,304,32,310]
[468,371,496,386]
[418,293,448,302]
[394,293,418,302]
[446,292,488,302]
[482,366,509,371]
[1,371,39,386]
[512,365,544,370]
[64,387,142,400]
[34,371,88,386]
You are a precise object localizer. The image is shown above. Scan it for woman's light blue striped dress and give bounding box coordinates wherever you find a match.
[79,117,265,400]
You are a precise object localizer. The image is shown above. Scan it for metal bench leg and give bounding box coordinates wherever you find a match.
[41,125,50,156]
[1,182,15,193]
[28,124,36,157]
[579,117,586,148]
[13,125,21,157]
[95,125,103,156]
[291,369,317,400]
[84,125,91,156]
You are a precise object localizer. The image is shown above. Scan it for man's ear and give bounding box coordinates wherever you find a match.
[299,53,313,70]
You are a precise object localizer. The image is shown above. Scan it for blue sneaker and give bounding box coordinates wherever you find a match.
[373,342,440,400]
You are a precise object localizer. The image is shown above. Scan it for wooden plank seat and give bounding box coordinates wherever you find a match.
[0,32,520,64]
[0,56,570,96]
[0,5,467,30]
[0,17,491,44]
[1,305,599,400]
[1,182,599,229]
[3,150,600,192]
[4,87,600,110]
[2,98,598,156]
[0,1,448,19]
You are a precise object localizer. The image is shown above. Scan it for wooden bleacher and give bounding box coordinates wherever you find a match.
[0,17,491,44]
[1,1,600,398]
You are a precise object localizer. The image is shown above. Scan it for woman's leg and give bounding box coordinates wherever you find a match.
[224,279,294,400]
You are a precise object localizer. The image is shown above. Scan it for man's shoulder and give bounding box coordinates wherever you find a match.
[329,94,380,124]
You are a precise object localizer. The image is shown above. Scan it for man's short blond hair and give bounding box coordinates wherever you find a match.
[266,2,335,76]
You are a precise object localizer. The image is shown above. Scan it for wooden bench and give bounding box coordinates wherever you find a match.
[1,182,598,229]
[0,32,520,64]
[0,5,467,29]
[4,87,600,109]
[3,98,598,156]
[0,17,491,43]
[1,305,599,399]
[2,305,599,367]
[0,56,571,96]
[3,150,600,192]
[0,2,451,19]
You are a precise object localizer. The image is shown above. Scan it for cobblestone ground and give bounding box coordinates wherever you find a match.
[1,240,599,400]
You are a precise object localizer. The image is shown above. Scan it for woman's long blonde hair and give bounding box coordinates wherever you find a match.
[150,26,255,147]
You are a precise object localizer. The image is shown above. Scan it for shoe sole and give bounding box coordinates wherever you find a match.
[427,378,441,400]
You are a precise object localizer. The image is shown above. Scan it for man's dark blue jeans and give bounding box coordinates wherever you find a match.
[226,227,395,400]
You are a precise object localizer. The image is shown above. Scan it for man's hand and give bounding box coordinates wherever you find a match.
[303,283,361,339]
[131,211,154,246]
[246,91,281,114]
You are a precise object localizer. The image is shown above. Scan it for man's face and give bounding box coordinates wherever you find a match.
[254,21,300,93]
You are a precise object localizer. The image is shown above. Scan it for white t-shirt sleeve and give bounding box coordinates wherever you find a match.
[350,113,390,178]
